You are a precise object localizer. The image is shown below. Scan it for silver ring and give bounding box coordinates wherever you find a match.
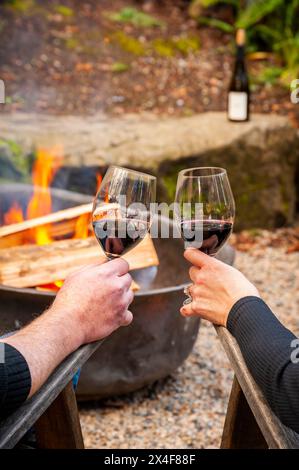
[183,284,193,305]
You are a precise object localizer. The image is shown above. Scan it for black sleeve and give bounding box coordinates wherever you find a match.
[0,343,31,418]
[227,296,299,434]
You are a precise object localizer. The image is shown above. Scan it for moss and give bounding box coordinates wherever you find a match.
[152,36,200,57]
[174,36,200,55]
[65,37,79,50]
[107,7,164,28]
[110,31,201,58]
[152,39,175,57]
[162,174,178,201]
[280,178,291,216]
[111,62,130,73]
[54,5,74,17]
[0,138,34,178]
[159,161,189,202]
[5,0,35,13]
[111,31,146,56]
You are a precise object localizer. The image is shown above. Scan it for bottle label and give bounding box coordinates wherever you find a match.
[228,92,248,121]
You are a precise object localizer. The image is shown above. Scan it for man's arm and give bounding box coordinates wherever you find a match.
[0,258,134,414]
[0,343,31,416]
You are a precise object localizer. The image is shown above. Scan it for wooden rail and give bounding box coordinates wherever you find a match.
[215,326,299,449]
[1,323,299,449]
[0,341,102,449]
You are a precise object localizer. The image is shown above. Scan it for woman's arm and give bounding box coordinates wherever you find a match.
[228,296,299,434]
[181,248,299,434]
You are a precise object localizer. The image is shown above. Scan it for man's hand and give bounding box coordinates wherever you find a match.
[50,258,134,345]
[1,259,134,397]
[180,248,259,326]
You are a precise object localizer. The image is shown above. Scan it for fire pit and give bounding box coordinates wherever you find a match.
[0,177,234,400]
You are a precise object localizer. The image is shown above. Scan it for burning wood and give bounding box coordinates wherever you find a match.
[0,234,158,289]
[0,203,93,247]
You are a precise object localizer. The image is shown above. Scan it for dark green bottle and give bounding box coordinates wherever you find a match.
[228,29,250,122]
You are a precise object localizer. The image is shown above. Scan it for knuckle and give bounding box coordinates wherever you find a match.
[122,273,132,288]
[126,290,134,306]
[189,266,195,278]
[117,258,130,272]
[194,272,201,284]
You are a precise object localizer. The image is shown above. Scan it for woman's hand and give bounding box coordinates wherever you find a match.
[180,248,260,326]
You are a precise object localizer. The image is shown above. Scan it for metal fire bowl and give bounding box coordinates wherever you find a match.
[0,184,235,400]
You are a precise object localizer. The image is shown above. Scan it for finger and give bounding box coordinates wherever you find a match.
[121,273,133,290]
[70,260,107,276]
[180,301,197,317]
[102,257,129,276]
[184,248,215,268]
[188,283,204,298]
[189,266,202,284]
[121,310,133,326]
[125,288,134,307]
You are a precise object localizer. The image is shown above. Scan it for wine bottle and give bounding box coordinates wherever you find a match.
[227,29,250,122]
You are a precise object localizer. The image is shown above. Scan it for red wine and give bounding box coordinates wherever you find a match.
[93,218,149,258]
[180,220,233,256]
[228,29,250,122]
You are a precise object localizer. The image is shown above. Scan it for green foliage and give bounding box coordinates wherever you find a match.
[54,5,74,17]
[4,0,35,13]
[256,66,284,85]
[190,0,299,85]
[198,17,234,33]
[152,37,200,57]
[65,37,79,50]
[108,7,164,28]
[174,36,201,55]
[236,0,284,29]
[112,32,200,57]
[112,31,146,55]
[0,138,31,177]
[111,62,130,73]
[152,39,174,57]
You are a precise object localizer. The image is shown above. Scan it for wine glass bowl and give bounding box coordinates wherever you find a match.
[175,167,235,256]
[92,166,156,259]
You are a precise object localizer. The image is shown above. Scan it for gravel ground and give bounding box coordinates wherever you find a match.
[79,243,299,448]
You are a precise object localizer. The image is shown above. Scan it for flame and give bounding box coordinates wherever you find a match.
[4,202,24,225]
[37,280,64,292]
[74,213,90,239]
[2,155,103,292]
[96,172,102,191]
[26,146,63,245]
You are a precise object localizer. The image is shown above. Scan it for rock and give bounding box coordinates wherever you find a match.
[0,112,298,229]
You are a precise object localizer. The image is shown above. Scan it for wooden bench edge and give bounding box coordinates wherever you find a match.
[0,340,102,449]
[215,326,299,449]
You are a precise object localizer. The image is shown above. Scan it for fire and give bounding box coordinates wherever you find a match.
[27,146,63,245]
[2,156,103,292]
[74,213,90,239]
[96,172,102,191]
[4,202,24,225]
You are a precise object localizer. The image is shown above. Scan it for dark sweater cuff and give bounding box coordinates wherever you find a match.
[0,343,31,417]
[227,296,268,334]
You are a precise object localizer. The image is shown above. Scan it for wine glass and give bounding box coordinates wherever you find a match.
[92,166,156,259]
[174,167,235,303]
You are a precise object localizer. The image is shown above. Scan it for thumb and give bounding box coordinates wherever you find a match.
[184,248,214,268]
